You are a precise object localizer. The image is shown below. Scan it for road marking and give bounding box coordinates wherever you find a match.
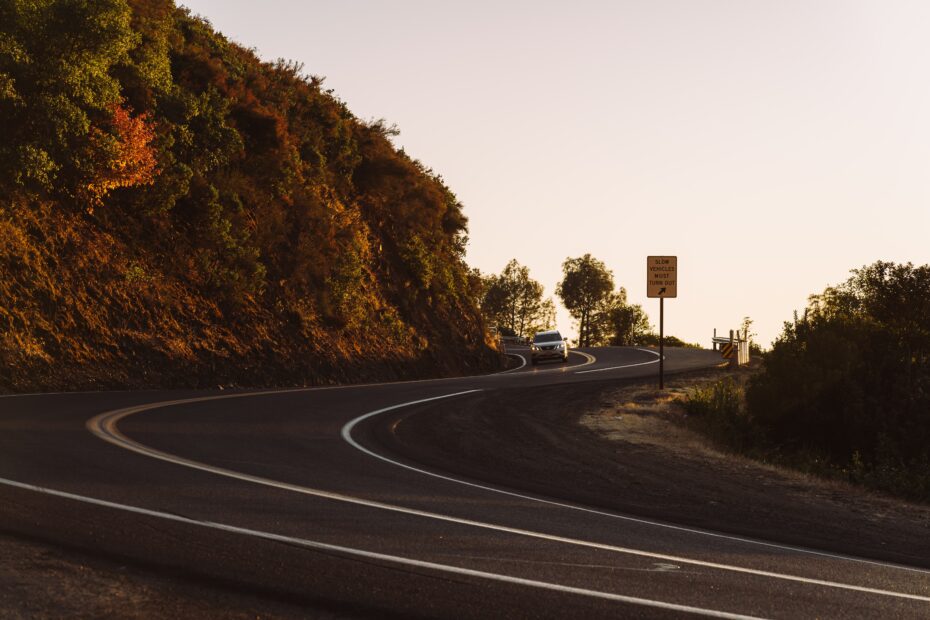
[536,349,596,372]
[342,396,930,581]
[85,391,930,600]
[431,554,692,573]
[569,350,597,368]
[0,476,761,619]
[575,348,661,374]
[498,353,527,373]
[505,349,596,375]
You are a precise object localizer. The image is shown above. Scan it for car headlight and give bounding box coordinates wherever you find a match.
[555,343,564,349]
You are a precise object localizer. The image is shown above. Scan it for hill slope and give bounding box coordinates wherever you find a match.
[0,0,499,392]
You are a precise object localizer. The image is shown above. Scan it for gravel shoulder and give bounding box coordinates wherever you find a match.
[381,370,930,568]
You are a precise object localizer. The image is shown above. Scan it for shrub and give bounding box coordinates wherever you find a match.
[745,261,930,499]
[684,378,755,451]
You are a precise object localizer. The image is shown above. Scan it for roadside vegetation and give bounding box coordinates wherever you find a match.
[473,260,556,340]
[684,261,930,502]
[0,0,499,391]
[476,253,699,347]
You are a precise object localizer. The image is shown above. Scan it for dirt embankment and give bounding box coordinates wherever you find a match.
[0,201,503,394]
[380,371,930,568]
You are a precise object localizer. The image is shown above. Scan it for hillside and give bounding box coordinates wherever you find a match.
[0,0,500,392]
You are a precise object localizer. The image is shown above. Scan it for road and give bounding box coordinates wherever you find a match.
[1,346,929,618]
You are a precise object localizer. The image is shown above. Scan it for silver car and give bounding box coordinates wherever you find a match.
[530,330,569,365]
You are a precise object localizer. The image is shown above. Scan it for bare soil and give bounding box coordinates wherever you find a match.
[383,370,930,568]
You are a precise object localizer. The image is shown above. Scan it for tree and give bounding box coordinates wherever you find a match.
[747,261,930,474]
[585,290,623,346]
[556,254,614,347]
[84,100,158,206]
[0,0,139,197]
[480,259,551,338]
[606,289,651,346]
[466,267,491,311]
[740,316,763,355]
[536,298,557,333]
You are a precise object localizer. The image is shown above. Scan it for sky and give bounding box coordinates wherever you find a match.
[179,0,930,347]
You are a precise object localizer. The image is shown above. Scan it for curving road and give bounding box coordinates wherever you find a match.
[1,347,929,618]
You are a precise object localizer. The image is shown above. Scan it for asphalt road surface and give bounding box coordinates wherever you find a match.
[2,346,929,618]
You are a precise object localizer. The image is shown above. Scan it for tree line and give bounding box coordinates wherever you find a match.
[746,261,930,497]
[475,254,658,347]
[687,260,930,501]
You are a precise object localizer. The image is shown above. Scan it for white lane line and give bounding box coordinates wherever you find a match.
[85,391,930,599]
[575,348,661,374]
[342,393,930,578]
[432,554,693,573]
[498,353,527,373]
[0,476,760,620]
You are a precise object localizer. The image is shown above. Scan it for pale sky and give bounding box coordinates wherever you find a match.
[180,0,930,347]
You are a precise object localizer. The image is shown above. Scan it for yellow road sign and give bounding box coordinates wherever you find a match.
[647,256,677,298]
[721,343,735,358]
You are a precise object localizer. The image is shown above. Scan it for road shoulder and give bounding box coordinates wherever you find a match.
[380,372,930,568]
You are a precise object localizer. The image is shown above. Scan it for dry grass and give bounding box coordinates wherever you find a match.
[580,363,930,521]
[581,365,752,459]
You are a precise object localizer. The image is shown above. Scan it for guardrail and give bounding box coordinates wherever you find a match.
[712,329,749,366]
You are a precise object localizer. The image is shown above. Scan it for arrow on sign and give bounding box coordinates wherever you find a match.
[658,287,666,295]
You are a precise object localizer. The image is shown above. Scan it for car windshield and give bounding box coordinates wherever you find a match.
[533,333,562,343]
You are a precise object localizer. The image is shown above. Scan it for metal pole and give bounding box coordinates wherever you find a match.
[659,296,664,389]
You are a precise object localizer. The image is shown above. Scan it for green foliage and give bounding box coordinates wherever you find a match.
[553,257,650,347]
[480,259,552,338]
[740,316,764,355]
[684,378,756,451]
[398,234,435,291]
[637,333,702,348]
[556,253,614,347]
[0,0,138,195]
[589,287,652,347]
[605,297,650,346]
[1,0,495,382]
[746,261,930,499]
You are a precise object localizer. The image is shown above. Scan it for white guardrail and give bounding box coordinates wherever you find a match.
[712,330,750,366]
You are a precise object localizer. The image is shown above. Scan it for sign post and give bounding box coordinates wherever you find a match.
[647,256,677,389]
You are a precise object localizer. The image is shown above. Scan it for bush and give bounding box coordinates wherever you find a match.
[745,261,930,500]
[684,378,755,451]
